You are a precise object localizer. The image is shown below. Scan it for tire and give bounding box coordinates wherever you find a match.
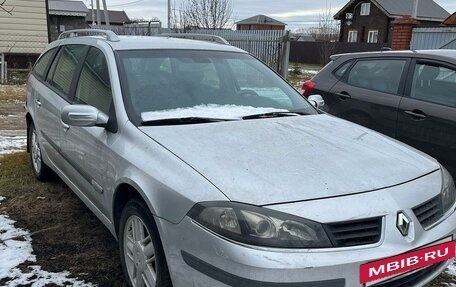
[28,123,52,181]
[119,198,172,287]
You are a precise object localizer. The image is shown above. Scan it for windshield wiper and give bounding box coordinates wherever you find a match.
[141,117,239,126]
[242,111,303,120]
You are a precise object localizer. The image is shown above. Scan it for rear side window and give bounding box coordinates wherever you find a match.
[333,61,352,78]
[47,45,86,98]
[411,63,456,108]
[32,48,57,80]
[347,59,406,94]
[75,47,112,114]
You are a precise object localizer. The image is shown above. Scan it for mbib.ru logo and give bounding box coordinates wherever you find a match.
[360,241,455,285]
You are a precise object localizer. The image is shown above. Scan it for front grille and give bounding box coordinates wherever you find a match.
[324,217,382,247]
[374,262,445,287]
[412,195,444,228]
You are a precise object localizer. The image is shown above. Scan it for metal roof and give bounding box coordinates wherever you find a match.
[86,9,130,25]
[48,0,89,17]
[335,0,449,21]
[235,15,286,26]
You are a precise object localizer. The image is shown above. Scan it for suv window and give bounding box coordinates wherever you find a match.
[47,45,86,98]
[334,61,352,78]
[411,63,456,108]
[347,59,406,94]
[75,47,112,114]
[32,48,57,80]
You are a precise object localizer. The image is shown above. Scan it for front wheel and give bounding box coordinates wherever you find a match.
[29,123,52,181]
[119,199,172,287]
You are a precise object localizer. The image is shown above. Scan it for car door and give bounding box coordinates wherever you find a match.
[35,45,87,167]
[397,60,456,176]
[329,58,409,137]
[61,46,116,216]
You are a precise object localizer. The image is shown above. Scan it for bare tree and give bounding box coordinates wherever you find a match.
[176,0,232,30]
[0,0,13,15]
[305,8,340,64]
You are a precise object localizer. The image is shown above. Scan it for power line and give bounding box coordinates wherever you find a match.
[110,0,145,7]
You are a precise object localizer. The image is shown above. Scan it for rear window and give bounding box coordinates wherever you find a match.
[47,45,86,98]
[333,61,352,78]
[32,48,57,80]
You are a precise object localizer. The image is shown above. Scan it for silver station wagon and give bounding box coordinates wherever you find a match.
[26,29,456,287]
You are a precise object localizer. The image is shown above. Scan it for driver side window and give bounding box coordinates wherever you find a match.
[228,58,292,108]
[75,47,112,114]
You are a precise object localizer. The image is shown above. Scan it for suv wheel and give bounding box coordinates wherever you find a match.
[119,199,172,287]
[29,123,52,181]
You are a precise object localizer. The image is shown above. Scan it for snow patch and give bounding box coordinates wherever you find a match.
[446,261,456,276]
[0,130,27,155]
[0,214,94,286]
[0,196,5,203]
[141,104,289,122]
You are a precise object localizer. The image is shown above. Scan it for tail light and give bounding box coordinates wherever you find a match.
[302,80,316,98]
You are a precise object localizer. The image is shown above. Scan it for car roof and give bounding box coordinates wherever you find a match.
[53,35,247,54]
[332,49,456,61]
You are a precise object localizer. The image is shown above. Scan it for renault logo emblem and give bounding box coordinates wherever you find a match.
[396,212,411,236]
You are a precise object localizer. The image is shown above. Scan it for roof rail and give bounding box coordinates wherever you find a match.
[58,29,120,42]
[159,33,230,45]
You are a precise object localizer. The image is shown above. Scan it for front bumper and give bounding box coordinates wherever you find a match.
[157,171,456,287]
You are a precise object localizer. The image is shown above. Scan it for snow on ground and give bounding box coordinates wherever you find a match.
[141,104,289,122]
[0,198,95,287]
[0,130,27,155]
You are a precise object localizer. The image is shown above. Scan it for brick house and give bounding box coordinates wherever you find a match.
[86,9,130,26]
[236,15,286,30]
[443,12,456,25]
[48,0,89,41]
[334,0,449,47]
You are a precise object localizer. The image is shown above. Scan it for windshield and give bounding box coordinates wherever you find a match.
[117,50,317,125]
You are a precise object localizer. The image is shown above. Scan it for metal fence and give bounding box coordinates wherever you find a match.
[411,27,456,50]
[108,26,290,78]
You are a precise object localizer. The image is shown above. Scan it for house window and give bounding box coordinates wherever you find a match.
[360,3,371,16]
[367,30,378,43]
[348,30,358,43]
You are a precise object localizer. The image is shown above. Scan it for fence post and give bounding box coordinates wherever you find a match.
[280,31,290,79]
[0,53,5,84]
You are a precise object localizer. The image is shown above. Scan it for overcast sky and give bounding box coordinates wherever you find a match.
[102,0,456,30]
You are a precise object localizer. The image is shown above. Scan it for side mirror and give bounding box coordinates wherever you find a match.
[61,105,108,128]
[308,95,325,109]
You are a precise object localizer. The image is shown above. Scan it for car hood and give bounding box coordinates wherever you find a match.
[140,114,440,205]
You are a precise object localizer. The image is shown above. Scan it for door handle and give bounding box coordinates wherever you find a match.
[404,110,427,120]
[35,99,42,107]
[61,121,70,130]
[336,92,351,100]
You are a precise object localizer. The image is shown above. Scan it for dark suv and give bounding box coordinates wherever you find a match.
[304,50,456,176]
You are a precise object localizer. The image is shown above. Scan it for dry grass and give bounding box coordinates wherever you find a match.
[0,85,26,103]
[0,152,125,286]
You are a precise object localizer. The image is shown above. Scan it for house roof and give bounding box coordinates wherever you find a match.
[443,12,456,25]
[235,15,286,26]
[334,0,449,22]
[48,0,89,17]
[86,9,130,24]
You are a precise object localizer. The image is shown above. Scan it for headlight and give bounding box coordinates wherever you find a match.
[442,167,456,213]
[188,202,332,248]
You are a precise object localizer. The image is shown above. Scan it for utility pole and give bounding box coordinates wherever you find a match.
[91,0,95,25]
[102,0,110,27]
[168,0,171,28]
[412,0,419,18]
[96,0,101,26]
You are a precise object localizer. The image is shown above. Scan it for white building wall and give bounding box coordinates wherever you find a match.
[0,0,48,54]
